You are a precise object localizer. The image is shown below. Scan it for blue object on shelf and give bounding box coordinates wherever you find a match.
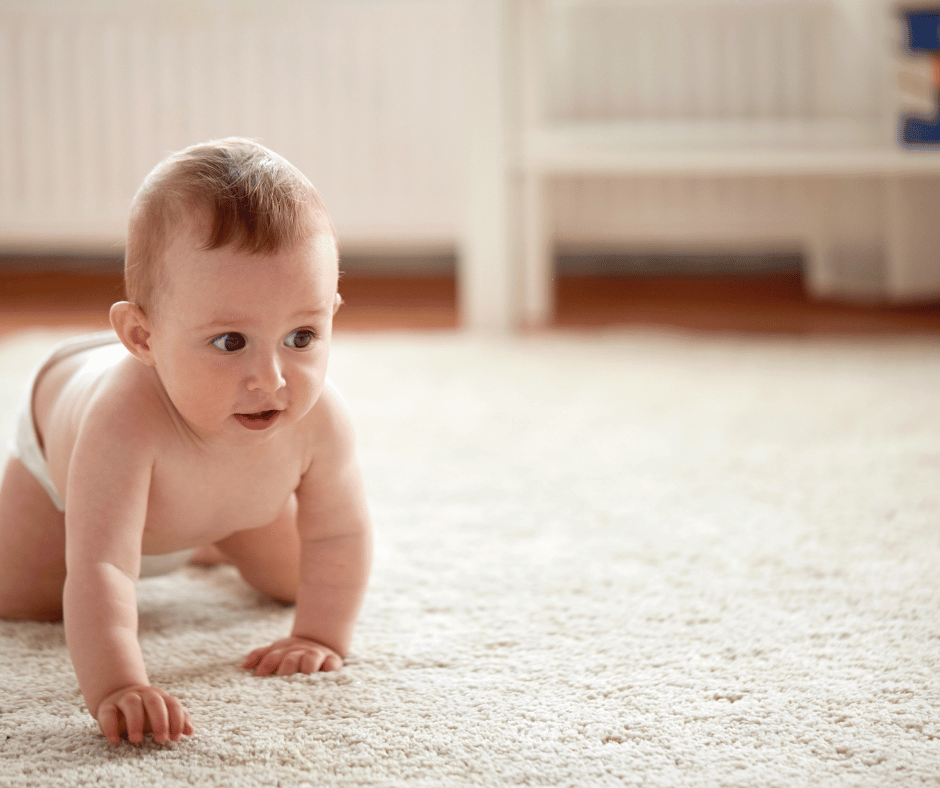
[903,115,940,143]
[904,11,940,51]
[900,8,940,145]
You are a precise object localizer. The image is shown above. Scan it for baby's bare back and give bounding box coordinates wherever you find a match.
[37,344,315,555]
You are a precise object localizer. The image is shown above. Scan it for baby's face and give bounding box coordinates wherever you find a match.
[144,225,340,446]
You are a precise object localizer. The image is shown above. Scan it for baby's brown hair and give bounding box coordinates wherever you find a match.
[124,138,335,313]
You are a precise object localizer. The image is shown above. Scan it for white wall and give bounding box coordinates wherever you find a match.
[0,0,465,255]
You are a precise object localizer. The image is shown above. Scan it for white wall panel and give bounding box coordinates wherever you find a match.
[0,0,466,253]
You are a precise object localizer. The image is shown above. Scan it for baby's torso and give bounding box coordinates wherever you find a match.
[140,432,305,553]
[35,337,311,554]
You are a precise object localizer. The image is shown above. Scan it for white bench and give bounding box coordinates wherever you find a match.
[462,0,940,330]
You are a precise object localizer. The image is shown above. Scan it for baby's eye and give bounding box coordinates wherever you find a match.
[211,333,246,352]
[285,329,316,349]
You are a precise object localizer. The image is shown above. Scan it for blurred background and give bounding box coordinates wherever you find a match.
[2,0,940,337]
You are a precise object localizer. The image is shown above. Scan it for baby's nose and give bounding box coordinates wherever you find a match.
[246,351,286,393]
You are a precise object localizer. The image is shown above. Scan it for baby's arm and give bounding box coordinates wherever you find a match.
[62,408,192,744]
[243,392,372,676]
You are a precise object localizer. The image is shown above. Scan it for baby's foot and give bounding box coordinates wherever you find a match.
[189,545,233,567]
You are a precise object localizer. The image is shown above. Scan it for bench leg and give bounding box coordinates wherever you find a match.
[885,175,940,301]
[521,172,553,327]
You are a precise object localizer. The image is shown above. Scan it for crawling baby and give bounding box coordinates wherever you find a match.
[0,139,372,745]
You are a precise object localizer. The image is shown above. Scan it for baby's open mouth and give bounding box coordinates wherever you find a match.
[234,409,282,430]
[240,410,278,421]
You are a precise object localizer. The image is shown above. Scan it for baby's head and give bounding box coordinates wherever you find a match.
[113,139,342,444]
[124,137,337,317]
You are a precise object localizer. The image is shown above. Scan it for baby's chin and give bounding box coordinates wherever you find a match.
[181,412,289,447]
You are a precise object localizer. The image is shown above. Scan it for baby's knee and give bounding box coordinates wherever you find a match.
[239,570,297,605]
[0,595,63,623]
[266,586,297,606]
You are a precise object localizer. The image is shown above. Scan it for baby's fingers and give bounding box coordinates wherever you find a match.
[242,647,268,672]
[272,647,341,675]
[321,653,343,672]
[298,650,342,673]
[300,651,321,674]
[276,648,311,676]
[253,648,289,677]
[164,694,194,742]
[243,637,344,676]
[143,693,170,744]
[116,692,146,744]
[97,686,193,745]
[251,645,310,676]
[97,703,122,745]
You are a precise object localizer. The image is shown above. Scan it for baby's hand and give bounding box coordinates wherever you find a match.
[242,636,343,676]
[96,685,194,745]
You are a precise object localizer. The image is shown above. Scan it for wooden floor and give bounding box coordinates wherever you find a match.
[1,269,940,339]
[554,273,940,335]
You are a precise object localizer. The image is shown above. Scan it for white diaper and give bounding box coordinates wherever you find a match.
[138,549,196,578]
[5,330,194,578]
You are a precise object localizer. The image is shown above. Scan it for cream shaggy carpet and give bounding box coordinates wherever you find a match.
[0,327,938,787]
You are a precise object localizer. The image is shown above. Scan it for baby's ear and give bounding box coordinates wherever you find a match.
[333,292,343,315]
[110,301,157,367]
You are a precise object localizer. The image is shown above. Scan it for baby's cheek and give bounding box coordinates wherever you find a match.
[301,373,326,410]
[180,370,237,419]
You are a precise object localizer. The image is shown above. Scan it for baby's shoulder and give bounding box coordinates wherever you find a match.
[81,353,170,445]
[298,379,358,461]
[39,344,166,480]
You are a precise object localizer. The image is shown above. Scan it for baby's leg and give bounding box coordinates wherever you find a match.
[213,494,300,604]
[0,457,67,621]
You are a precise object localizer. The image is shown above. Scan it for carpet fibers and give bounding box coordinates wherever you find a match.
[0,328,938,787]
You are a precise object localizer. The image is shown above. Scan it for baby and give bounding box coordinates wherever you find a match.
[0,139,372,745]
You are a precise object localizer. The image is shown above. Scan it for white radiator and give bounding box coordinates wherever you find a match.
[0,0,465,253]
